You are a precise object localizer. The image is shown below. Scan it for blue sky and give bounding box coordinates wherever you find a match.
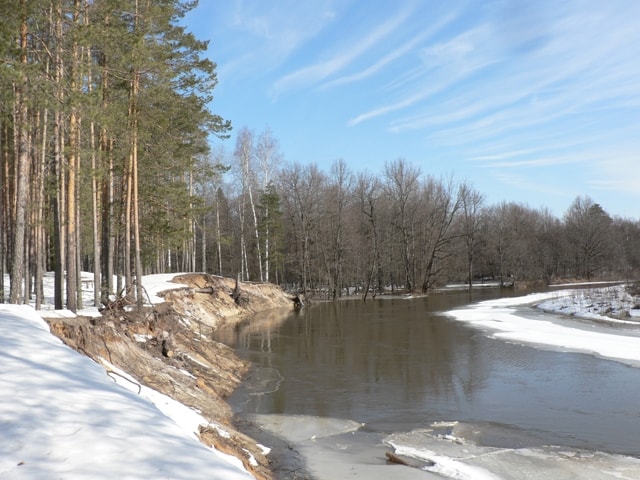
[183,1,640,219]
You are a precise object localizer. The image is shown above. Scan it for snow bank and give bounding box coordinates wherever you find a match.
[0,304,253,480]
[445,288,640,367]
[4,272,190,318]
[137,273,190,304]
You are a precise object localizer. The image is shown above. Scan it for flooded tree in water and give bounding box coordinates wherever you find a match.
[383,158,421,292]
[458,182,486,290]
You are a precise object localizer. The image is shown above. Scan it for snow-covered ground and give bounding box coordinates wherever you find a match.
[538,284,640,323]
[36,272,189,318]
[0,274,256,479]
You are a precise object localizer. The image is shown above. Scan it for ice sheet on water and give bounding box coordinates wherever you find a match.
[385,422,640,480]
[244,413,363,443]
[242,366,284,396]
[240,413,640,480]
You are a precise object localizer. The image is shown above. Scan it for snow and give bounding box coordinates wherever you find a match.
[0,274,254,480]
[537,285,640,322]
[445,286,640,367]
[137,273,190,305]
[33,273,190,318]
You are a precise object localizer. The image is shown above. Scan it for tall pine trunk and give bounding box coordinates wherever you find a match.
[0,121,7,302]
[99,37,115,303]
[90,120,101,307]
[86,4,101,308]
[9,7,30,304]
[129,0,144,304]
[51,0,65,310]
[64,0,82,312]
[34,104,48,309]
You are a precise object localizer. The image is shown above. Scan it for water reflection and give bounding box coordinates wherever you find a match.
[217,292,497,424]
[214,291,640,455]
[214,307,293,352]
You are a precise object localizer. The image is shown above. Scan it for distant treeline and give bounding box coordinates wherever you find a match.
[221,136,639,300]
[2,2,639,311]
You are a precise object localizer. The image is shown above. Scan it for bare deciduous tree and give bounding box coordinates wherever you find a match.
[458,182,485,290]
[564,196,613,280]
[355,172,383,300]
[234,127,257,280]
[320,158,353,299]
[418,175,462,293]
[383,158,421,292]
[255,128,282,282]
[279,162,325,294]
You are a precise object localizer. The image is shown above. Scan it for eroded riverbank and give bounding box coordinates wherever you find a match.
[45,273,296,480]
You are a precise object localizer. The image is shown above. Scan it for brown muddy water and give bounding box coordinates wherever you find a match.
[213,289,640,457]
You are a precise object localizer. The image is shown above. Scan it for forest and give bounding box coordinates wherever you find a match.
[2,0,640,311]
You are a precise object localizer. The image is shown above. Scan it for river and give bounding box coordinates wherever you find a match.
[214,289,640,479]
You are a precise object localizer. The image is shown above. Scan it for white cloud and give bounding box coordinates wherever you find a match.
[194,1,640,217]
[469,149,538,162]
[491,171,573,199]
[320,12,458,90]
[589,153,640,196]
[350,0,640,157]
[349,24,500,127]
[217,0,341,79]
[270,4,416,98]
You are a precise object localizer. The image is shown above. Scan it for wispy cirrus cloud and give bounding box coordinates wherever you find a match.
[215,0,341,80]
[482,152,589,170]
[269,4,417,99]
[589,150,640,195]
[350,0,640,151]
[491,171,572,198]
[188,1,640,217]
[320,12,457,90]
[318,31,427,91]
[348,25,499,126]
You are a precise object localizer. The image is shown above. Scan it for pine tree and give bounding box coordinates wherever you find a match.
[0,0,229,308]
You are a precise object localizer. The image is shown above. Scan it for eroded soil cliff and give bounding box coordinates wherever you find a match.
[45,274,295,480]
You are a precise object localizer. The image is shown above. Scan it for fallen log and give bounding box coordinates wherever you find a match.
[193,286,214,294]
[291,294,304,310]
[385,451,413,466]
[385,451,435,468]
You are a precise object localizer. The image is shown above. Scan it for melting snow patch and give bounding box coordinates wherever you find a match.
[133,333,153,342]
